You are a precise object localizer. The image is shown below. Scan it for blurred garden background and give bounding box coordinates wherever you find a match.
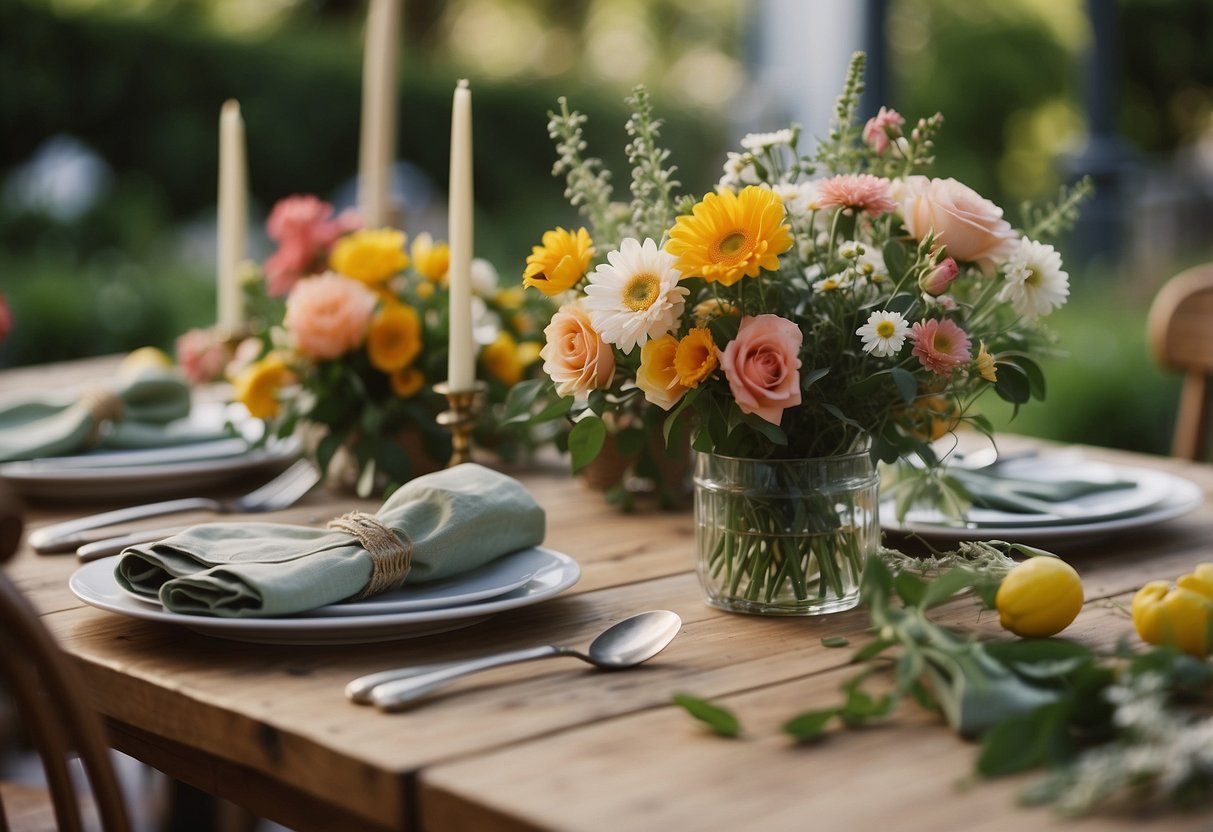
[1,0,1212,455]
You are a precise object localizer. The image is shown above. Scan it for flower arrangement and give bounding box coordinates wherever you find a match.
[511,53,1088,613]
[178,195,550,495]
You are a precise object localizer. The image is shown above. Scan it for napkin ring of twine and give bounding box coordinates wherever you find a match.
[327,511,412,599]
[80,388,125,447]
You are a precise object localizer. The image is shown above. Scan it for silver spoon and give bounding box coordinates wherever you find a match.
[353,610,682,711]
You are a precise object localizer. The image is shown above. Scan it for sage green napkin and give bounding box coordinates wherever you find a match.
[950,467,1136,514]
[0,368,227,462]
[114,464,546,618]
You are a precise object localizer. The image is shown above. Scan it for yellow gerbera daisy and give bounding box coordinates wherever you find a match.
[366,303,422,372]
[410,232,450,283]
[674,328,718,388]
[390,366,425,398]
[975,341,997,383]
[665,186,793,286]
[233,353,291,420]
[522,227,595,297]
[481,331,524,387]
[330,229,410,285]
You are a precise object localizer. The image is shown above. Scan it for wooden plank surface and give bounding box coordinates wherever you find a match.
[5,361,1213,830]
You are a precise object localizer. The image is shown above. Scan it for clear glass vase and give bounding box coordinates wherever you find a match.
[693,450,879,616]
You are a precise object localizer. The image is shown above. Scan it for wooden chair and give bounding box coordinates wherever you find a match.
[1147,263,1213,461]
[0,479,130,831]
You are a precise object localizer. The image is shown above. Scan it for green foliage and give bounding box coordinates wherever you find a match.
[673,693,741,738]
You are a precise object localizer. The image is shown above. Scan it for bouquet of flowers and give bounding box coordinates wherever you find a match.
[512,53,1087,613]
[178,195,550,496]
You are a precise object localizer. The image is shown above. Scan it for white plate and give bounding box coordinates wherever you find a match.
[0,403,299,501]
[69,548,581,645]
[895,463,1177,529]
[882,471,1203,545]
[308,547,549,616]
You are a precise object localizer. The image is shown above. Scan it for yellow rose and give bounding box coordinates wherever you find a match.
[975,341,997,383]
[481,332,524,387]
[330,229,410,285]
[410,232,450,283]
[234,353,291,419]
[636,334,687,410]
[366,304,423,373]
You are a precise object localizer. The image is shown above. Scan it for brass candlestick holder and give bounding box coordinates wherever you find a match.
[434,381,487,467]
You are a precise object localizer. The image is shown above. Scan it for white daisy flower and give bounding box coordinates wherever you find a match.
[718,151,760,188]
[813,273,852,293]
[583,237,688,354]
[856,310,909,357]
[740,129,795,151]
[469,257,499,296]
[998,237,1069,318]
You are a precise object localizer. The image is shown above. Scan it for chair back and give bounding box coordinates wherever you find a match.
[1147,263,1213,461]
[0,479,130,831]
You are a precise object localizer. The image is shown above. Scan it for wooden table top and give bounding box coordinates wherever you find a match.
[5,360,1213,831]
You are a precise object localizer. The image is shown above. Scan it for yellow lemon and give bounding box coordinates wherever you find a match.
[995,557,1084,638]
[117,346,174,378]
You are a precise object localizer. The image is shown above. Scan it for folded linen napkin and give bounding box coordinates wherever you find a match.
[949,467,1136,515]
[0,368,228,462]
[114,464,546,618]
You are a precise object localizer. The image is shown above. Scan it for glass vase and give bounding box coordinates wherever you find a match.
[693,450,879,616]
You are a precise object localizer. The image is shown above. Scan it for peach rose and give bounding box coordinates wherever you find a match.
[284,272,377,360]
[540,302,615,398]
[720,314,803,426]
[899,177,1018,273]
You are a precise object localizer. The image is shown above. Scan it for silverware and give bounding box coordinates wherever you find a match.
[29,459,320,554]
[354,610,682,711]
[75,526,189,562]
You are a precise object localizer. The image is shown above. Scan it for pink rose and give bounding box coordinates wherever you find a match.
[863,106,904,155]
[899,177,1018,273]
[284,272,377,360]
[0,293,11,343]
[720,314,803,426]
[264,196,363,297]
[175,328,233,384]
[919,257,959,296]
[540,302,615,398]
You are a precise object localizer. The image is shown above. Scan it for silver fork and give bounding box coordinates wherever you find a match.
[29,459,321,554]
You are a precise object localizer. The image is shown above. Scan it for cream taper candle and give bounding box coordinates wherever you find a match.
[446,79,475,392]
[217,99,247,333]
[357,0,401,229]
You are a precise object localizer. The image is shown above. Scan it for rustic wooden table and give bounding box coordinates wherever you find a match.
[5,359,1213,831]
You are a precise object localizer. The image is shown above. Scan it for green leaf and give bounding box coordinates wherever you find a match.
[372,436,415,486]
[802,367,830,389]
[976,702,1073,776]
[613,427,646,459]
[673,694,740,738]
[920,567,981,609]
[882,240,910,282]
[851,638,893,663]
[892,570,926,606]
[662,385,703,445]
[993,362,1031,405]
[315,430,346,478]
[888,367,918,404]
[821,636,850,648]
[740,412,788,446]
[502,378,546,420]
[568,415,606,473]
[782,709,839,742]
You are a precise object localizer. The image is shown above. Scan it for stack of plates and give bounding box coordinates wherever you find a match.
[881,454,1204,544]
[1,403,299,501]
[69,546,581,645]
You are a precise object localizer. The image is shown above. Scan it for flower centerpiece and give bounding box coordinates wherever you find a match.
[513,53,1088,615]
[177,195,550,496]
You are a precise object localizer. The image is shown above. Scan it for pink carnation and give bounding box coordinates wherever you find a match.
[284,272,377,360]
[719,314,803,426]
[264,196,361,297]
[175,328,233,384]
[909,318,972,376]
[816,174,897,216]
[862,107,905,155]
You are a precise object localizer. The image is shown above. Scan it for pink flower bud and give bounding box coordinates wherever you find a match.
[919,257,959,295]
[862,107,905,155]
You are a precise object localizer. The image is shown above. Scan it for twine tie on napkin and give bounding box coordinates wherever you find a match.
[327,511,412,598]
[80,387,125,447]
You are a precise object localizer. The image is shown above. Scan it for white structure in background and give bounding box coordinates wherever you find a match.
[739,0,866,148]
[2,135,112,222]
